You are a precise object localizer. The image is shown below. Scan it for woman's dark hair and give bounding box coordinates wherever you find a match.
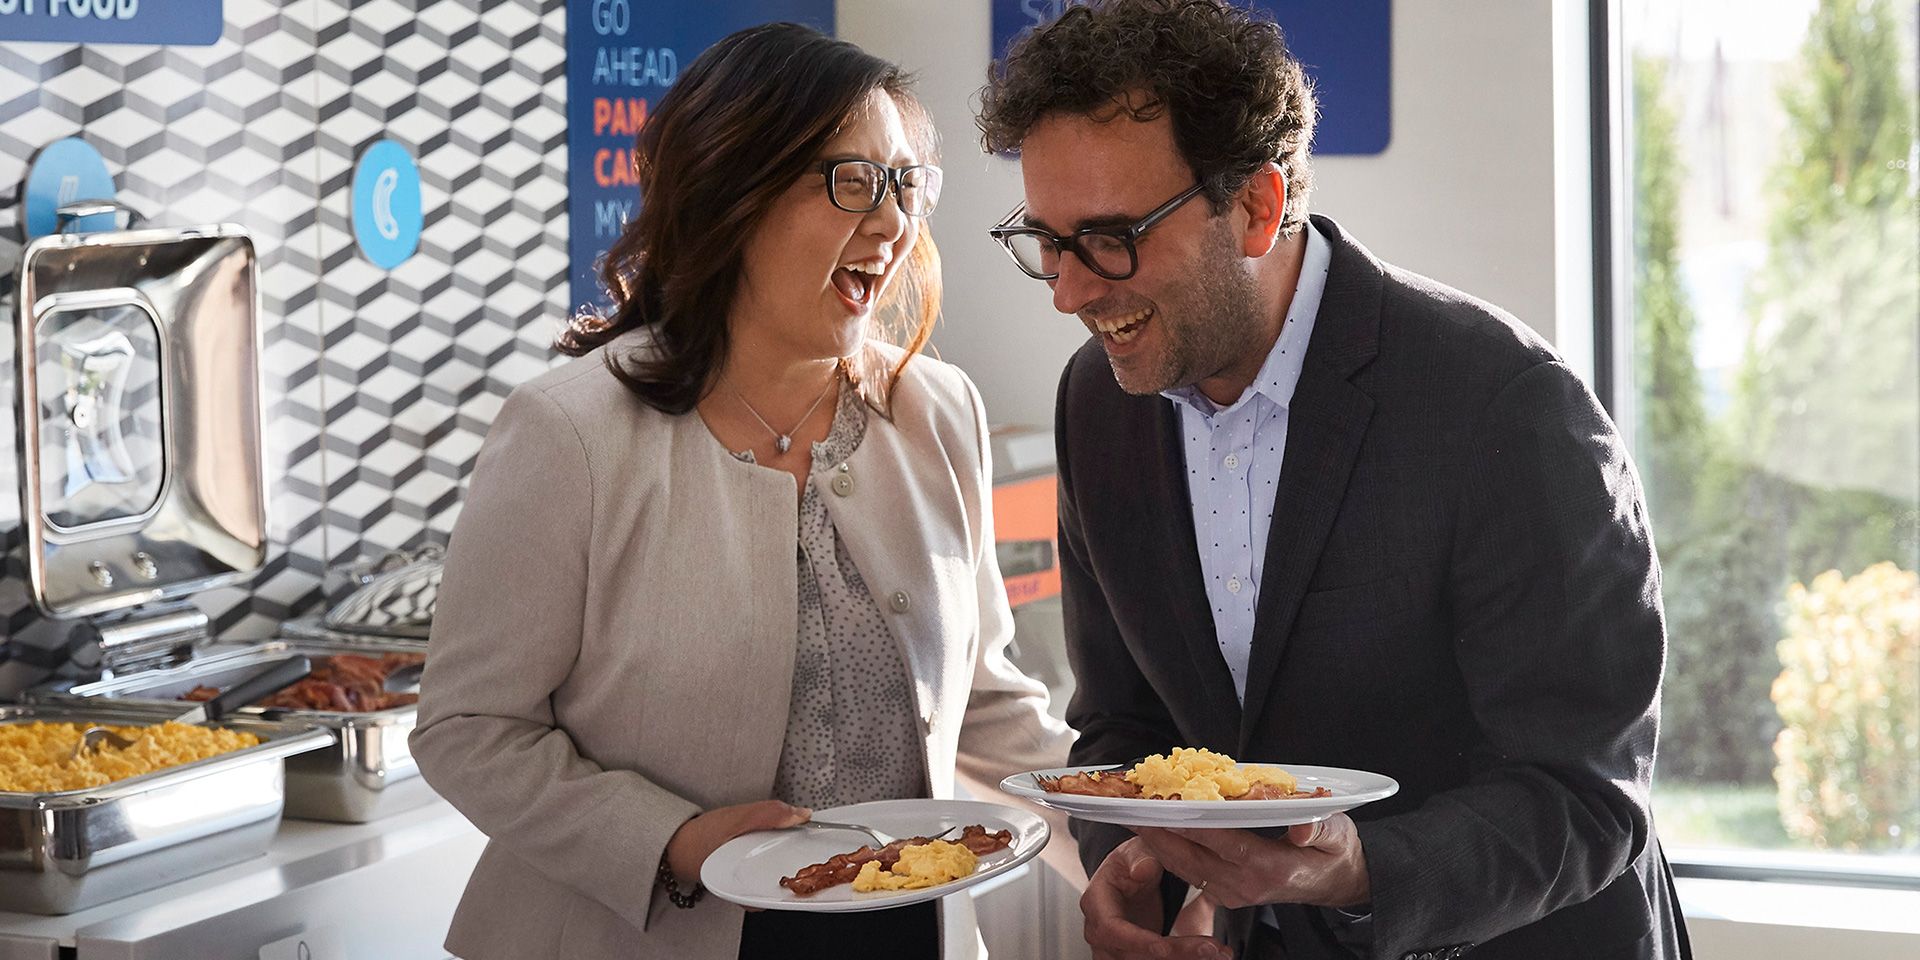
[978,0,1316,235]
[559,22,941,414]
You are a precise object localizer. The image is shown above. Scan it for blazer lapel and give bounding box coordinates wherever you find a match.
[1150,396,1244,744]
[1239,216,1382,751]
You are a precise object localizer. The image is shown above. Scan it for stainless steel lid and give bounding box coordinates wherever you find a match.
[12,209,267,620]
[320,544,442,639]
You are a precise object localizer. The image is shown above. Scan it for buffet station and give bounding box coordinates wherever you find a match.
[0,209,483,959]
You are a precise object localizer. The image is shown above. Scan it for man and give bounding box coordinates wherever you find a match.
[975,2,1691,959]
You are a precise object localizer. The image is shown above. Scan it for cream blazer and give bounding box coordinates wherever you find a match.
[411,334,1074,960]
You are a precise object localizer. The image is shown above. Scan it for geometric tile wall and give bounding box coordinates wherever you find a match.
[0,0,570,677]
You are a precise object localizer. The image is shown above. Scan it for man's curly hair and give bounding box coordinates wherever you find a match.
[978,0,1317,237]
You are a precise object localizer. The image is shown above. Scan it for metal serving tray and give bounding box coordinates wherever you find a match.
[0,703,334,915]
[45,638,434,824]
[279,615,429,648]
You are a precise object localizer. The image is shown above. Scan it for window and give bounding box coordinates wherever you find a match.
[1611,0,1918,868]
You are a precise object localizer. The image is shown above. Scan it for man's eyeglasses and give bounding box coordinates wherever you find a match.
[987,181,1207,281]
[819,159,943,218]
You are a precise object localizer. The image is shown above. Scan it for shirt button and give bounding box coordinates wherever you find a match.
[889,590,911,613]
[831,473,854,497]
[1223,454,1240,470]
[1227,577,1243,594]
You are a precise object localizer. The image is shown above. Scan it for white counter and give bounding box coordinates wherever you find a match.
[0,800,485,960]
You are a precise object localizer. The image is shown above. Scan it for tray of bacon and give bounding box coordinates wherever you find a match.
[38,638,432,823]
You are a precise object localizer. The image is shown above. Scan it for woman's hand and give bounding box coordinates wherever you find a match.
[1170,891,1218,937]
[665,799,812,885]
[1082,837,1231,960]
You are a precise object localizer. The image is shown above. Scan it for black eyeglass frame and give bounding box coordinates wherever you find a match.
[986,181,1208,281]
[816,159,943,218]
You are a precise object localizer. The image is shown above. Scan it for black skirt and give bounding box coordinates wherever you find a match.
[738,900,938,959]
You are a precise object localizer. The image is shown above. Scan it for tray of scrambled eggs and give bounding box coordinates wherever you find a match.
[1001,747,1398,829]
[702,798,1048,912]
[0,703,336,914]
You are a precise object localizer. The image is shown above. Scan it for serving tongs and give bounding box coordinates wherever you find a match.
[67,655,313,761]
[382,661,425,693]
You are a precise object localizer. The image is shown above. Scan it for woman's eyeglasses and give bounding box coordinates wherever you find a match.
[819,159,943,218]
[986,181,1207,281]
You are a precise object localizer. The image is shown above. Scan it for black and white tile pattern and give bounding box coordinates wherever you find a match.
[0,0,572,657]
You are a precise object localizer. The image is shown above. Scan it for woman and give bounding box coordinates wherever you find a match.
[410,22,1072,960]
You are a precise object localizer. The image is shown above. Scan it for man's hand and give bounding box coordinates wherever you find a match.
[1082,837,1232,960]
[1132,814,1370,910]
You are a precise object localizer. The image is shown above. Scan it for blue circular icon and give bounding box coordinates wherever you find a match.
[351,139,423,270]
[24,138,116,240]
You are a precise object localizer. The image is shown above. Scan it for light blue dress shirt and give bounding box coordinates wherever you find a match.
[1160,222,1332,703]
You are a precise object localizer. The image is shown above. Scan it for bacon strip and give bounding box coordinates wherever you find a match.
[779,824,1012,896]
[1034,770,1143,797]
[1235,782,1333,800]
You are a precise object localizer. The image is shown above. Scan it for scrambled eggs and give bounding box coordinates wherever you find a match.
[1125,747,1297,800]
[852,839,980,892]
[0,721,261,793]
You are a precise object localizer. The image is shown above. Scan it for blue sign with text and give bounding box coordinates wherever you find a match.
[0,0,224,46]
[991,0,1391,156]
[565,0,835,319]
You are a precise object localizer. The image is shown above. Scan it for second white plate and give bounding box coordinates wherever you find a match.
[1000,763,1398,829]
[701,798,1048,913]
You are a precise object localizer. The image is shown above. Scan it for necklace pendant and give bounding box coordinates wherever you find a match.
[775,435,792,454]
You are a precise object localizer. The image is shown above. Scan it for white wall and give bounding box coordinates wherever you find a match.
[840,0,1570,429]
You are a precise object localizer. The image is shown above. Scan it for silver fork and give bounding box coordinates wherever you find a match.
[67,726,138,762]
[795,820,958,848]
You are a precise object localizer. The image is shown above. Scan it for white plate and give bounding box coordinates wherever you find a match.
[1000,763,1398,829]
[701,798,1049,913]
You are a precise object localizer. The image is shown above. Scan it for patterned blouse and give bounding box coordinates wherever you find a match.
[735,382,927,809]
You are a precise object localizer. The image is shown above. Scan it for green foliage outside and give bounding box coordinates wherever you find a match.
[1772,563,1920,850]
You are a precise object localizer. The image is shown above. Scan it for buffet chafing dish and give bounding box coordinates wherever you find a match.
[12,207,439,827]
[42,637,433,824]
[0,702,334,915]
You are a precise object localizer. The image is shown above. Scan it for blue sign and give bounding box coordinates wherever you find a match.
[991,0,1391,156]
[565,0,835,318]
[0,0,224,46]
[351,140,423,270]
[24,138,116,240]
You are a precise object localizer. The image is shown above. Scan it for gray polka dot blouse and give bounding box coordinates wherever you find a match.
[735,383,926,810]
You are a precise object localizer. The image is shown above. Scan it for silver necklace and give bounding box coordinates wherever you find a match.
[731,369,839,454]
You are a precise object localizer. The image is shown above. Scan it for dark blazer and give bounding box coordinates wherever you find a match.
[1056,216,1690,960]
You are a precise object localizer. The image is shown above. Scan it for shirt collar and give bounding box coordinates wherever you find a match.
[1162,220,1332,418]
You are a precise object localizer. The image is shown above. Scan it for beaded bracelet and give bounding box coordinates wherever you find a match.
[656,854,705,909]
